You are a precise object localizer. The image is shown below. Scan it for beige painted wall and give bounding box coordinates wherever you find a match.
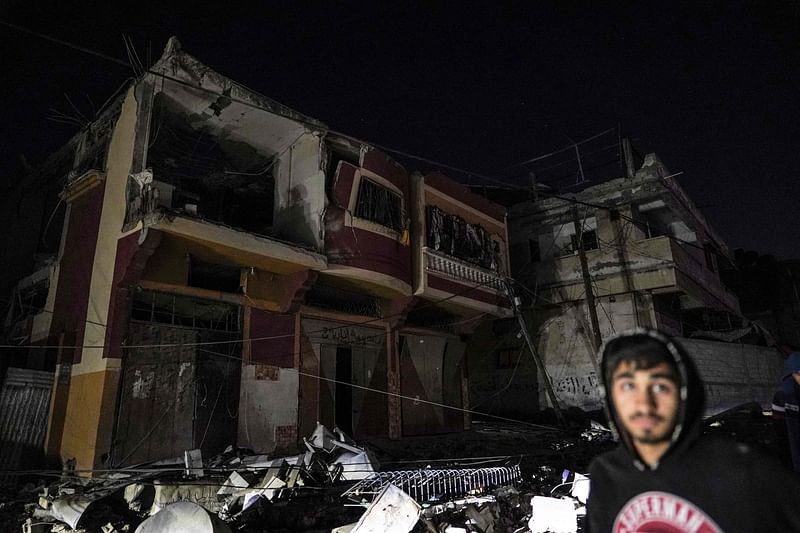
[60,86,141,471]
[273,133,326,250]
[237,365,299,453]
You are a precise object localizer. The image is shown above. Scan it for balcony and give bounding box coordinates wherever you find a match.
[532,235,739,312]
[417,248,510,316]
[424,248,505,291]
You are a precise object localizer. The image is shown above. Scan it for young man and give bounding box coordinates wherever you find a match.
[586,328,800,532]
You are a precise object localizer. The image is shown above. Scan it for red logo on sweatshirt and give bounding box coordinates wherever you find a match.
[613,492,722,533]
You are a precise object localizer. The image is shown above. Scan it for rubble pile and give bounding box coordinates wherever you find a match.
[4,422,613,533]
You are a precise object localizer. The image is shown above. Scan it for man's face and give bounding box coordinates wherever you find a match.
[611,361,680,446]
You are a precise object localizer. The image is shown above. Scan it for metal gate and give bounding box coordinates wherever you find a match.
[0,368,53,486]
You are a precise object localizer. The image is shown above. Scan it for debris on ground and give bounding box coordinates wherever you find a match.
[134,502,232,533]
[1,420,616,532]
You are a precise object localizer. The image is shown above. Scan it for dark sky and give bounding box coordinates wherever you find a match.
[2,2,798,259]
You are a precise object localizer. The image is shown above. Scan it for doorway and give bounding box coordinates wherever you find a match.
[335,346,353,435]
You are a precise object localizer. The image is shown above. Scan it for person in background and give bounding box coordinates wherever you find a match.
[779,350,800,472]
[586,328,800,532]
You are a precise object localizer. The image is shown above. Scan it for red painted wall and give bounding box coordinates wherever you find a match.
[103,233,142,359]
[427,274,506,307]
[49,183,106,364]
[326,158,412,286]
[249,310,295,368]
[362,149,409,196]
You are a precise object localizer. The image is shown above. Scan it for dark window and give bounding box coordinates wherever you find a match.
[305,284,382,318]
[189,256,242,293]
[353,177,403,231]
[632,218,666,239]
[704,244,716,272]
[426,205,500,270]
[556,229,599,257]
[497,347,519,369]
[528,239,541,263]
[571,229,599,252]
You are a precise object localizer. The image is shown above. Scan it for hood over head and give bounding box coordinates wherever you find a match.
[598,328,705,469]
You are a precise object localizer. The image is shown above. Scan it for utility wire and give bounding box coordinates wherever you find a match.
[2,21,722,263]
[506,128,618,169]
[0,275,503,351]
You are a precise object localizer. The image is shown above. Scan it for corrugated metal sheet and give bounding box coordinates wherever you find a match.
[0,368,53,486]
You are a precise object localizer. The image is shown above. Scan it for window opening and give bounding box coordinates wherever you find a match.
[326,142,360,192]
[188,256,242,293]
[353,177,403,231]
[426,205,500,270]
[497,347,519,369]
[528,239,541,263]
[305,284,382,318]
[131,290,241,332]
[570,229,598,253]
[143,93,274,236]
[704,244,716,272]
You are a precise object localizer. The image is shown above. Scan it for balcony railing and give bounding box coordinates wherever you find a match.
[424,248,504,291]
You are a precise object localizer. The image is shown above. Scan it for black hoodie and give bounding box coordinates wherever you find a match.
[586,328,800,532]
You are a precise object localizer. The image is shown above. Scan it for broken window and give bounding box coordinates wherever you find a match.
[632,201,669,240]
[325,141,360,194]
[143,93,275,235]
[496,347,519,369]
[4,277,49,332]
[426,206,501,270]
[547,217,598,257]
[353,177,403,231]
[305,284,382,318]
[570,229,598,253]
[131,290,241,332]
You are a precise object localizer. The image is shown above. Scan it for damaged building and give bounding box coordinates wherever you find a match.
[0,37,511,474]
[469,149,786,416]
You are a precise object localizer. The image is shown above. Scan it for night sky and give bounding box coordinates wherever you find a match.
[2,2,798,259]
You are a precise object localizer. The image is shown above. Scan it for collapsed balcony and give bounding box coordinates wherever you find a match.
[127,92,277,236]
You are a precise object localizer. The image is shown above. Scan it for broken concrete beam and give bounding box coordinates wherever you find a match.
[150,481,223,515]
[124,483,146,512]
[307,422,338,452]
[569,472,590,504]
[528,496,577,533]
[351,483,420,533]
[246,475,286,503]
[184,449,204,477]
[51,495,94,529]
[134,501,233,533]
[334,450,376,481]
[216,471,250,496]
[464,504,495,533]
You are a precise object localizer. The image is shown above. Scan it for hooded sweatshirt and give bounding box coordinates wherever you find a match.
[586,328,800,533]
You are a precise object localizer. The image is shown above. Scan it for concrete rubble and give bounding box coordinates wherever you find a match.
[6,422,613,532]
